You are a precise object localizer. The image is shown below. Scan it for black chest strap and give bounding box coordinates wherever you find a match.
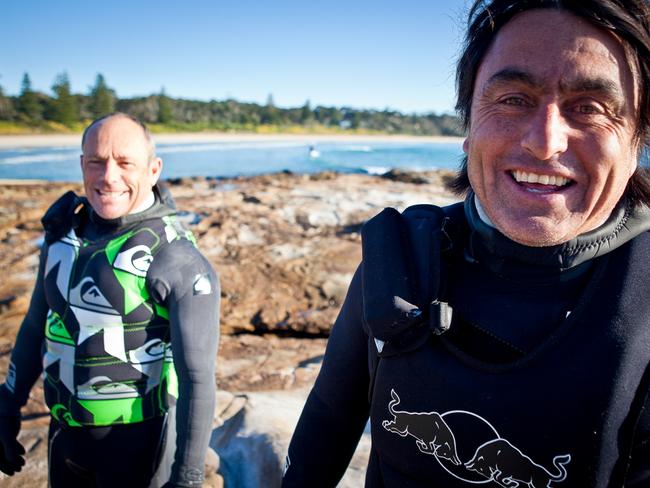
[41,191,88,244]
[360,202,464,401]
[361,203,463,353]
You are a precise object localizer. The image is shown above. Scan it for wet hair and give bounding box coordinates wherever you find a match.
[81,112,156,162]
[450,0,650,207]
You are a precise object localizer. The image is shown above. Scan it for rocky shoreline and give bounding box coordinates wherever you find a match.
[0,169,459,487]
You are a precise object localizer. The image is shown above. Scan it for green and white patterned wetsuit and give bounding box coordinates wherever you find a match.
[0,184,220,487]
[43,210,195,426]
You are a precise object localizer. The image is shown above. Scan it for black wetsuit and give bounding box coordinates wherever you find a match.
[0,185,220,487]
[283,195,650,487]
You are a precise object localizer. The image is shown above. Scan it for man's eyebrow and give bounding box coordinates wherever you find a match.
[83,153,132,161]
[484,68,544,90]
[485,68,625,101]
[559,76,624,100]
[83,153,106,160]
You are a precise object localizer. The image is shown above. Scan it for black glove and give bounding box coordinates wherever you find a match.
[0,415,24,475]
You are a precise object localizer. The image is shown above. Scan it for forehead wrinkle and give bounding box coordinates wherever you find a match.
[83,146,140,162]
[83,148,108,161]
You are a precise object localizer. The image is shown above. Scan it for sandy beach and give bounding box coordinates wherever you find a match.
[0,132,464,150]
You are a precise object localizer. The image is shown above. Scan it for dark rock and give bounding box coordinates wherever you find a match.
[242,194,262,204]
[0,295,16,312]
[380,168,429,184]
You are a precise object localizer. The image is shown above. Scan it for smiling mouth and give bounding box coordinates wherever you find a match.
[510,170,574,191]
[96,189,128,197]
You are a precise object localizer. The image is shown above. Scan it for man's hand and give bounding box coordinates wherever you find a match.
[0,415,25,475]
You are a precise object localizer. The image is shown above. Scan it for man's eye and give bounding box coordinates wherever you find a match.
[575,104,602,115]
[568,99,607,116]
[500,97,528,107]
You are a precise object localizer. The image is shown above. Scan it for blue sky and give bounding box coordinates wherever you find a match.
[3,0,470,114]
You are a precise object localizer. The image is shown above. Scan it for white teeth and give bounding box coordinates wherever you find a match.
[512,171,570,187]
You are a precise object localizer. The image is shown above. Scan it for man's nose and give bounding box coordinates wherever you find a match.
[520,104,569,161]
[101,159,120,183]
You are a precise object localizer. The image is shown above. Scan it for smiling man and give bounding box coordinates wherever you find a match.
[464,8,640,247]
[81,115,163,220]
[0,113,220,487]
[283,1,650,486]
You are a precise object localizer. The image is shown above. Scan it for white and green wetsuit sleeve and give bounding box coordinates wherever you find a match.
[147,238,220,487]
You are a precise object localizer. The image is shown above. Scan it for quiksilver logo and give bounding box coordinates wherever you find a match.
[193,273,212,295]
[128,339,166,364]
[82,284,110,307]
[70,277,117,313]
[114,245,153,277]
[77,376,138,399]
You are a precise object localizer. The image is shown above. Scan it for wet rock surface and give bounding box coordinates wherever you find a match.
[0,171,458,486]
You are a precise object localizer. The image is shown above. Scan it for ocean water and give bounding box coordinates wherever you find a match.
[0,140,464,181]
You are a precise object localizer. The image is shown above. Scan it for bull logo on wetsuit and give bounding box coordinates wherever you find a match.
[382,389,461,465]
[382,389,571,487]
[465,439,570,487]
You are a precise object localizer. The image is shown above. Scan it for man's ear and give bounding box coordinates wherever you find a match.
[149,157,163,186]
[462,138,469,154]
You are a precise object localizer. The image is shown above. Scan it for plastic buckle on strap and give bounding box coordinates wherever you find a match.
[430,300,453,335]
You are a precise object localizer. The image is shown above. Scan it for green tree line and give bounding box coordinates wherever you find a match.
[0,72,463,136]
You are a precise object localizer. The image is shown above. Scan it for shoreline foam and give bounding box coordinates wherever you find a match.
[0,132,464,150]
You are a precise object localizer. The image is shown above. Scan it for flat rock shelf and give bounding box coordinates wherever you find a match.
[0,169,459,487]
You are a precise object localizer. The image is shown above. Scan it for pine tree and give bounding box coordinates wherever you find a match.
[0,82,14,120]
[157,87,173,124]
[300,99,313,124]
[350,111,362,130]
[261,93,279,125]
[89,73,115,118]
[17,73,42,123]
[50,72,79,127]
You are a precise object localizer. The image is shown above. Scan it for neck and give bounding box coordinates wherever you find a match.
[474,197,495,228]
[130,192,155,214]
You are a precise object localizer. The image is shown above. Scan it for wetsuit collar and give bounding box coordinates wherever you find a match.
[88,183,176,229]
[465,192,650,272]
[130,191,156,214]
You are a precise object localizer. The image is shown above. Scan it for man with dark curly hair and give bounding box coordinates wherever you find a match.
[283,1,650,486]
